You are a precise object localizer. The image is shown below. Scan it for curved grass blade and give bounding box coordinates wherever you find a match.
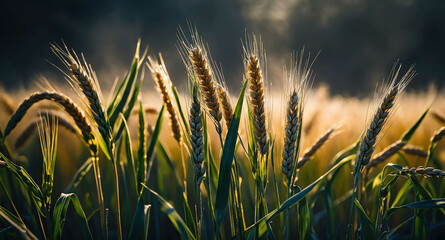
[52,193,93,240]
[0,206,37,240]
[0,153,43,215]
[144,185,196,240]
[128,197,151,240]
[214,80,247,232]
[172,85,190,135]
[384,198,445,220]
[64,158,93,193]
[354,199,375,238]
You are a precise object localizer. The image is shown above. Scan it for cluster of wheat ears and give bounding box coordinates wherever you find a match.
[0,29,444,240]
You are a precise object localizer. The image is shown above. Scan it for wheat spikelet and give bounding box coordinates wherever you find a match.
[189,47,222,131]
[281,91,299,179]
[217,86,233,129]
[432,126,445,143]
[247,54,267,155]
[400,166,445,178]
[189,89,205,185]
[297,127,335,169]
[147,55,181,142]
[4,92,97,155]
[402,145,428,158]
[366,140,406,171]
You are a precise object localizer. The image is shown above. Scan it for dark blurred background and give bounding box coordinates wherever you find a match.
[1,0,444,96]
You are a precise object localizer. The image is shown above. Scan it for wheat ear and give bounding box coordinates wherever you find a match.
[4,92,97,154]
[297,127,336,169]
[400,166,445,178]
[247,54,267,155]
[189,47,222,132]
[147,56,181,142]
[402,145,427,158]
[282,91,299,180]
[189,89,205,185]
[69,62,112,143]
[357,86,398,171]
[217,86,233,129]
[366,140,406,171]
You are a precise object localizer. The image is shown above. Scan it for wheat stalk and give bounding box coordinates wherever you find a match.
[282,91,299,180]
[189,47,222,132]
[297,127,336,169]
[147,55,181,142]
[400,166,445,178]
[402,145,427,158]
[217,86,233,129]
[247,54,267,155]
[366,140,406,171]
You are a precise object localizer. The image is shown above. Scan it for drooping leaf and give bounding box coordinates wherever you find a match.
[145,186,196,240]
[64,158,93,193]
[52,193,93,240]
[0,206,37,240]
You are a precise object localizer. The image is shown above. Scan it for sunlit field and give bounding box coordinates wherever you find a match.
[1,30,445,240]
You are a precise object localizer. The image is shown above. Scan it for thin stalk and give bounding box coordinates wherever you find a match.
[111,155,123,240]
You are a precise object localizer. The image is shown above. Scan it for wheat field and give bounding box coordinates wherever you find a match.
[0,32,444,240]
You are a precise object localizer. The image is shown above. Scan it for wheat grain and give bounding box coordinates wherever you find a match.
[297,127,335,169]
[282,91,299,179]
[217,86,233,129]
[147,55,182,142]
[189,47,222,132]
[366,140,406,171]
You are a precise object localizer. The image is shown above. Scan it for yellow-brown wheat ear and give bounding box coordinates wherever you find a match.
[147,55,181,142]
[217,86,233,129]
[189,47,222,132]
[247,54,267,155]
[154,70,181,142]
[4,92,98,155]
[282,91,298,180]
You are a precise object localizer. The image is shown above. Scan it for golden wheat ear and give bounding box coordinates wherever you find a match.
[4,92,98,155]
[188,47,222,131]
[217,85,233,129]
[147,54,182,142]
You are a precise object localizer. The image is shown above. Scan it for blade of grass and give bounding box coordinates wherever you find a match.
[144,185,196,240]
[214,80,247,232]
[51,193,93,240]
